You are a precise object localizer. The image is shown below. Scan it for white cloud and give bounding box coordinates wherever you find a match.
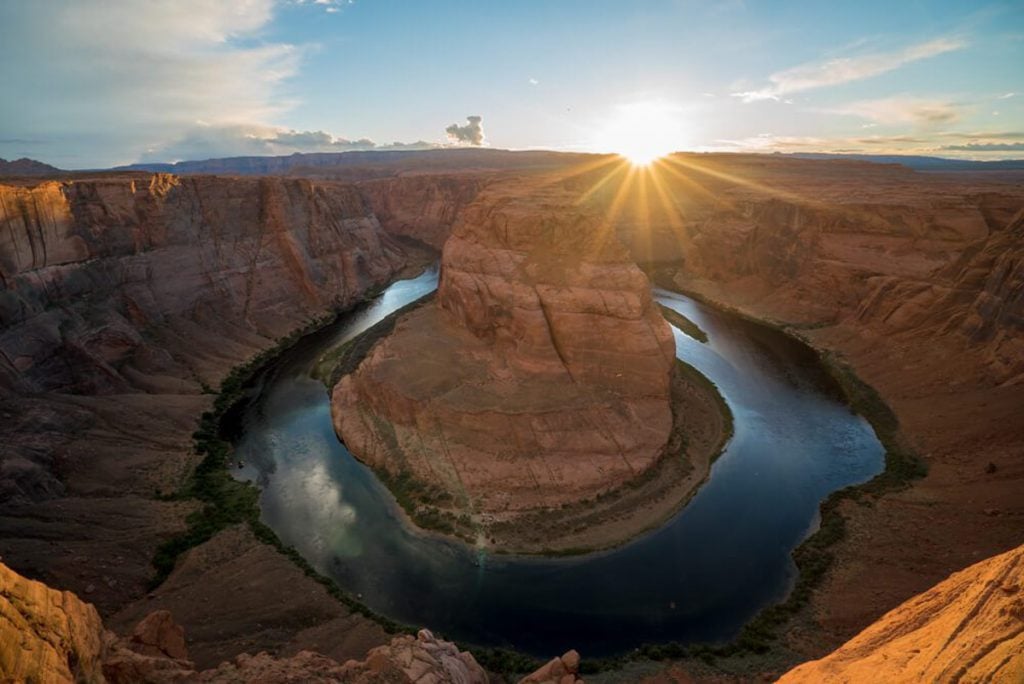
[997,92,1016,99]
[732,37,966,102]
[707,129,1024,159]
[445,116,486,145]
[139,123,437,162]
[0,0,396,167]
[831,97,961,126]
[529,78,539,86]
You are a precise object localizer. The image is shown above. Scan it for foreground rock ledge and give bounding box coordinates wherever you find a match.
[776,543,1024,683]
[331,179,727,550]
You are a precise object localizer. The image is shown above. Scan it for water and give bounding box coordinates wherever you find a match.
[231,268,884,656]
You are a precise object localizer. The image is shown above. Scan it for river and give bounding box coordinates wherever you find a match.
[231,266,884,656]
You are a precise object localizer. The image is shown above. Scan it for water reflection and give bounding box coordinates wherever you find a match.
[232,270,884,656]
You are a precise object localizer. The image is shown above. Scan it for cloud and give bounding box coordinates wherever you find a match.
[529,78,539,86]
[941,141,1024,151]
[139,123,436,162]
[997,92,1016,99]
[292,0,353,10]
[709,130,1024,158]
[831,97,961,126]
[0,1,303,166]
[445,116,485,146]
[732,37,966,102]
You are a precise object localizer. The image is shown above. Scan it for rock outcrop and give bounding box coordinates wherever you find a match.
[520,650,583,683]
[0,560,488,683]
[0,174,406,395]
[0,561,107,682]
[777,543,1024,683]
[197,629,488,683]
[332,179,684,543]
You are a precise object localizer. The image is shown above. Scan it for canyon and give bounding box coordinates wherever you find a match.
[329,176,730,551]
[1,152,1022,681]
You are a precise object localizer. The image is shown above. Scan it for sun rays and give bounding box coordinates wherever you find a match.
[525,150,825,269]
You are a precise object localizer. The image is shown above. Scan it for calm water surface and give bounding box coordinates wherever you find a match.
[231,267,884,656]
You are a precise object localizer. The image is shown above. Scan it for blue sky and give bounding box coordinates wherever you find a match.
[1,0,1021,167]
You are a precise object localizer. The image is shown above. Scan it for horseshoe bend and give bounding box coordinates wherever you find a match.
[3,3,1024,679]
[329,179,730,552]
[2,149,1023,681]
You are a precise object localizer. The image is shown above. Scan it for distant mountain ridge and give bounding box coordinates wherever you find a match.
[115,148,604,176]
[117,148,1024,176]
[787,152,1024,171]
[0,157,63,176]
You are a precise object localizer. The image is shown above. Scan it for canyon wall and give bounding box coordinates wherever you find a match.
[0,174,406,396]
[357,174,487,249]
[0,173,422,664]
[597,156,1024,662]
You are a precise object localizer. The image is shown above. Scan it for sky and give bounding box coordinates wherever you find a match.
[0,0,1021,168]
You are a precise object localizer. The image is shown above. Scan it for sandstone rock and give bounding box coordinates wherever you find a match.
[776,543,1024,683]
[0,561,106,682]
[128,609,188,660]
[332,179,677,522]
[359,175,487,249]
[520,649,583,683]
[1,559,487,683]
[0,172,411,622]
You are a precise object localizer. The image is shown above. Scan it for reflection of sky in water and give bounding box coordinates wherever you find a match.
[232,271,885,656]
[275,440,360,557]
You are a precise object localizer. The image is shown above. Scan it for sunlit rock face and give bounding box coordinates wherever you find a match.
[0,561,107,682]
[332,180,676,516]
[777,542,1024,683]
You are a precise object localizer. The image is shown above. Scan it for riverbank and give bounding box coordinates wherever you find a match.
[318,296,734,555]
[150,270,909,678]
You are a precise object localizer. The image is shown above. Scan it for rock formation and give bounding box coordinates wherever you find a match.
[3,155,1023,681]
[777,543,1024,683]
[331,179,686,541]
[519,650,583,683]
[0,173,418,661]
[358,174,487,249]
[596,154,1024,658]
[0,560,488,683]
[0,561,108,682]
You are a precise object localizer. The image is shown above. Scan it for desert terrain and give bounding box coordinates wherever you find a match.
[1,151,1022,681]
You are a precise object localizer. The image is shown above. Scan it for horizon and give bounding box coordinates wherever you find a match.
[2,0,1023,169]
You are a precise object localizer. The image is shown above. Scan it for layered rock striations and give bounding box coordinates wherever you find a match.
[777,542,1024,683]
[0,174,406,395]
[584,155,1024,663]
[331,180,700,547]
[357,174,488,249]
[0,173,414,660]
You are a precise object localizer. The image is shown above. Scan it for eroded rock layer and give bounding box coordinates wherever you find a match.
[332,180,677,521]
[0,173,416,662]
[777,542,1024,683]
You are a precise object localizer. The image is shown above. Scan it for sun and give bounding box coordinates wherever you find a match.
[593,101,688,166]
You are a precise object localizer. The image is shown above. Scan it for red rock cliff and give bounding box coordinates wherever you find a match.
[332,179,678,532]
[0,173,409,627]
